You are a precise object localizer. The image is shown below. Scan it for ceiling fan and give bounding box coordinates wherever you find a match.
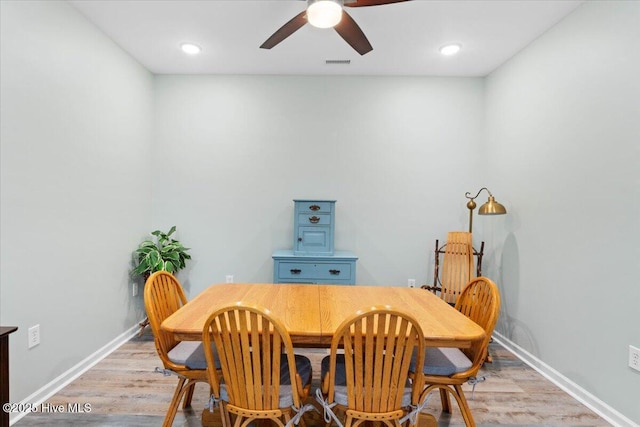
[260,0,410,56]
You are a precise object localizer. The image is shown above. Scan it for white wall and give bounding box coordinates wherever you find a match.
[152,75,484,294]
[484,0,640,423]
[0,0,153,403]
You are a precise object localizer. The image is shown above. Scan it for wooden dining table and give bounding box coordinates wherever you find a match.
[161,283,483,427]
[161,283,485,348]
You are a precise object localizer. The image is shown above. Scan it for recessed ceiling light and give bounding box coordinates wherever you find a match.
[439,44,461,56]
[180,43,201,55]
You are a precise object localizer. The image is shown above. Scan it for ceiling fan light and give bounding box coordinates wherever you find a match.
[439,43,461,56]
[307,0,343,29]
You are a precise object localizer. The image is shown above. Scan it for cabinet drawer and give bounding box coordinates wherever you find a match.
[277,279,353,285]
[297,213,331,226]
[277,262,352,281]
[297,201,333,213]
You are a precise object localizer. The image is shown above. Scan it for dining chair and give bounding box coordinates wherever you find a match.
[412,277,500,427]
[423,231,483,305]
[318,306,426,427]
[202,304,313,427]
[144,271,220,427]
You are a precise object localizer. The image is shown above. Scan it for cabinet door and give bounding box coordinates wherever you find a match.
[295,226,332,254]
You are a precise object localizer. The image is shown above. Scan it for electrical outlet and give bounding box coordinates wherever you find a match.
[225,275,234,283]
[132,283,138,297]
[630,345,640,372]
[28,324,40,349]
[408,279,416,288]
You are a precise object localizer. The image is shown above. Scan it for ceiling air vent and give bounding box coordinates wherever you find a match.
[325,59,351,65]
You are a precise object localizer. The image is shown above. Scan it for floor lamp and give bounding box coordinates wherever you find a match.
[465,187,507,233]
[465,187,506,363]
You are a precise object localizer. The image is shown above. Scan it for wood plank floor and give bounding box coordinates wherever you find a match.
[14,331,610,427]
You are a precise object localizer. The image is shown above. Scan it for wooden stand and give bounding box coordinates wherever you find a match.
[201,406,223,427]
[418,412,437,427]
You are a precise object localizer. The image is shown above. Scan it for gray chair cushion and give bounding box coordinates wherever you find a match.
[218,354,311,408]
[283,354,313,387]
[220,384,295,408]
[321,354,411,407]
[167,341,221,370]
[321,354,347,386]
[332,385,411,407]
[410,347,473,376]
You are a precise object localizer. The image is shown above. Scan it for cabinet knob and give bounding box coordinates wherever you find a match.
[297,237,302,242]
[308,216,320,224]
[309,204,321,211]
[329,269,341,275]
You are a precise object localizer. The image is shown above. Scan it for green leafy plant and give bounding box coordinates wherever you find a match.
[133,226,191,276]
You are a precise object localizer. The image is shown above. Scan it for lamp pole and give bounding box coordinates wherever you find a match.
[466,198,477,233]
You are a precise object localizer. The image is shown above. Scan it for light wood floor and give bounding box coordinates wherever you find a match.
[14,331,610,427]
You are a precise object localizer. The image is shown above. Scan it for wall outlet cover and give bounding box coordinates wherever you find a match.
[629,345,640,372]
[28,324,41,349]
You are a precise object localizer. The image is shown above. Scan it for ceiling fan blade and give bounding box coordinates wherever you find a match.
[344,0,410,7]
[260,11,307,49]
[334,10,373,55]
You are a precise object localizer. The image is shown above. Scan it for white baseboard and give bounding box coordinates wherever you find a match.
[9,322,143,426]
[493,332,639,427]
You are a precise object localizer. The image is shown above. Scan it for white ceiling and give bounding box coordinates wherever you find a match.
[69,0,583,76]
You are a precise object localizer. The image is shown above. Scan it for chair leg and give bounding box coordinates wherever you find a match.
[220,402,232,427]
[281,411,293,427]
[233,413,251,427]
[438,388,451,413]
[182,380,196,408]
[450,385,476,427]
[163,377,188,427]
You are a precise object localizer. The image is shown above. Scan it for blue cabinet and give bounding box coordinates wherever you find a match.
[293,200,335,255]
[273,199,357,285]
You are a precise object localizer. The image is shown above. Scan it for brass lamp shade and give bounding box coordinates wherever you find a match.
[465,188,507,233]
[478,196,507,215]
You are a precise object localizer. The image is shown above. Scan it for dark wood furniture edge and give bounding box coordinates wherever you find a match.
[1,327,18,427]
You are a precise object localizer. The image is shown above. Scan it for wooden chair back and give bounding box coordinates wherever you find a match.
[202,304,303,423]
[437,231,475,304]
[144,271,187,369]
[453,277,501,378]
[324,307,425,426]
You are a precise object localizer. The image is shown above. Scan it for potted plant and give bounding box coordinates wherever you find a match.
[133,226,191,277]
